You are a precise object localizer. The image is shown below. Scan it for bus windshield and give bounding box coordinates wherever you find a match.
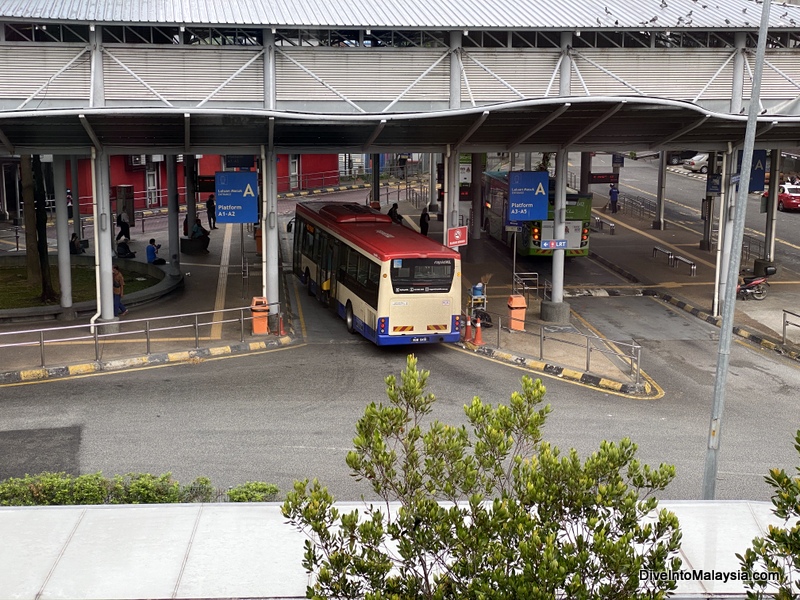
[390,258,454,294]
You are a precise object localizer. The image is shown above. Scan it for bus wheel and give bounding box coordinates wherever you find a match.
[345,301,355,334]
[305,269,314,296]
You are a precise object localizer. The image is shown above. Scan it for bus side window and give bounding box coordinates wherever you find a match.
[347,248,359,279]
[302,227,314,258]
[357,255,370,287]
[367,262,380,289]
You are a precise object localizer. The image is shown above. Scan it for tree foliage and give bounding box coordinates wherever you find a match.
[283,355,682,599]
[737,430,800,599]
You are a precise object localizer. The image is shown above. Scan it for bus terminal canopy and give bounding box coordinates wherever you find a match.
[3,96,800,156]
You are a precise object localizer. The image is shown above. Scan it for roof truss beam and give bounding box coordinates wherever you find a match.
[564,102,624,147]
[508,103,571,150]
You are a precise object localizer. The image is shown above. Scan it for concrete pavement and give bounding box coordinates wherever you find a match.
[1,181,798,393]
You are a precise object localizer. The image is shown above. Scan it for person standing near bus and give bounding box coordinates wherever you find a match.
[419,206,430,236]
[206,194,217,230]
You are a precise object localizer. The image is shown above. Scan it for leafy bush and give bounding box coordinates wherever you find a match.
[227,481,280,502]
[737,430,800,599]
[283,354,682,600]
[0,472,276,505]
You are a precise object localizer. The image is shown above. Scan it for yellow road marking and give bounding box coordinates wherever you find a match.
[570,307,664,400]
[621,182,800,252]
[210,223,233,339]
[291,273,308,339]
[444,344,659,399]
[592,210,717,270]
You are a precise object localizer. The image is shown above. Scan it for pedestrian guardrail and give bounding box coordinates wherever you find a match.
[593,217,615,234]
[618,193,656,221]
[0,226,22,251]
[463,308,642,385]
[0,304,284,369]
[783,309,800,346]
[513,272,540,301]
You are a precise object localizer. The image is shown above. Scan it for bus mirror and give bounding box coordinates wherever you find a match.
[287,219,294,233]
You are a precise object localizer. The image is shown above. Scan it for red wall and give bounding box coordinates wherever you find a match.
[67,153,339,214]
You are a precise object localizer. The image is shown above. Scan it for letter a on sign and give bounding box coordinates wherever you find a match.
[243,184,256,197]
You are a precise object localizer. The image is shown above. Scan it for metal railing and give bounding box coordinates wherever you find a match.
[513,272,540,302]
[618,193,656,221]
[0,226,22,251]
[0,303,284,369]
[465,309,642,385]
[366,179,431,210]
[783,309,800,346]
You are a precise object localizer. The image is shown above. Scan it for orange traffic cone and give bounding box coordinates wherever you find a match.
[278,312,287,336]
[473,317,484,346]
[464,314,472,341]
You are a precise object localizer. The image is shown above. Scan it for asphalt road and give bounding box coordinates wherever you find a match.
[2,275,798,504]
[1,158,798,505]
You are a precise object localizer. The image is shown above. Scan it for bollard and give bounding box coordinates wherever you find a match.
[473,317,485,346]
[278,312,287,336]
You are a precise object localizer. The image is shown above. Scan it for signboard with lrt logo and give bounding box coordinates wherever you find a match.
[215,171,259,223]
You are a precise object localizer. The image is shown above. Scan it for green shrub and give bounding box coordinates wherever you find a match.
[114,473,182,504]
[227,481,280,502]
[0,472,278,505]
[181,477,216,503]
[70,473,111,504]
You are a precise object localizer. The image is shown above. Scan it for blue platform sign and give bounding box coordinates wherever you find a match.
[737,149,767,193]
[215,171,259,223]
[706,173,722,194]
[508,171,549,221]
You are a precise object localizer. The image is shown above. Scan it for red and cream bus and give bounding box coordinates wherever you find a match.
[291,202,462,345]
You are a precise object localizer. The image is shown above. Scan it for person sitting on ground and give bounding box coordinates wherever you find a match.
[69,233,85,255]
[191,217,211,252]
[146,238,166,265]
[116,240,136,258]
[388,202,402,225]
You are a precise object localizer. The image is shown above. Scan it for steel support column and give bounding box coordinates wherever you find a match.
[653,152,667,230]
[53,155,73,316]
[94,149,115,322]
[540,149,571,324]
[166,155,181,278]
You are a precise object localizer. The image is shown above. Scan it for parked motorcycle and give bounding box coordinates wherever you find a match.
[737,266,777,300]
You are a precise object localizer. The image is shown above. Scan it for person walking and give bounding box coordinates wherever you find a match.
[206,194,217,230]
[419,206,430,236]
[609,184,620,214]
[112,265,128,317]
[116,210,131,241]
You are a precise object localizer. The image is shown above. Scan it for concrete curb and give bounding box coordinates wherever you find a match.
[651,290,800,363]
[458,340,648,397]
[0,335,295,385]
[279,184,369,198]
[591,249,799,362]
[0,256,182,322]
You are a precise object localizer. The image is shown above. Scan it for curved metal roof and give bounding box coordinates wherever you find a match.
[1,0,800,30]
[1,96,799,156]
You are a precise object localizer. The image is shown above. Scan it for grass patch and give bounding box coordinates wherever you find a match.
[0,265,159,310]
